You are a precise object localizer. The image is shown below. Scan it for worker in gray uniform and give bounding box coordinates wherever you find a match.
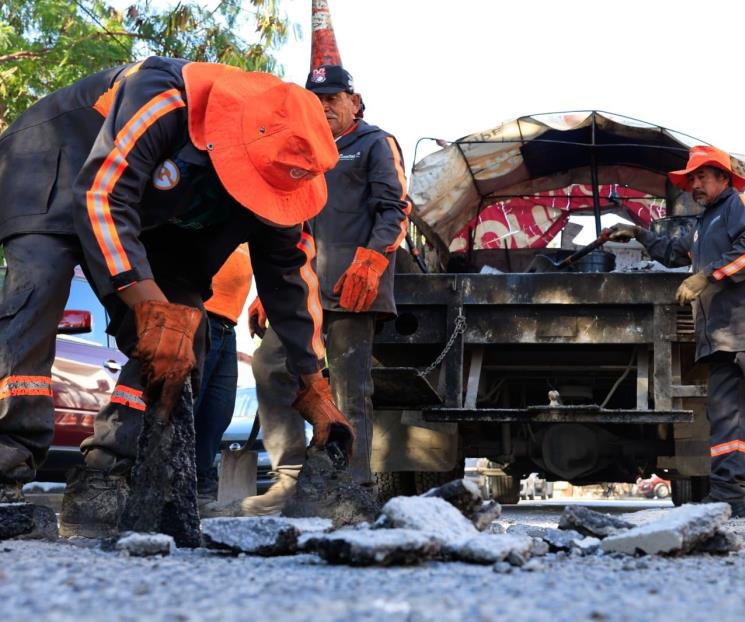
[610,144,745,518]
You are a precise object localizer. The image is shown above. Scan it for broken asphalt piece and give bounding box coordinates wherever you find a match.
[451,533,536,565]
[116,532,175,557]
[472,501,503,531]
[119,382,201,548]
[421,478,484,518]
[201,516,332,555]
[506,524,598,554]
[378,496,479,540]
[601,503,732,556]
[0,503,58,541]
[558,506,634,538]
[305,529,440,566]
[695,529,741,555]
[282,447,380,528]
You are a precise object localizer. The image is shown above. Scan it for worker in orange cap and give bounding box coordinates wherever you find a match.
[204,64,411,517]
[609,145,745,518]
[0,57,353,534]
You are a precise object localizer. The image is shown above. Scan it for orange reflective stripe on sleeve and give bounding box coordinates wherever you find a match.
[383,136,412,253]
[93,62,144,117]
[712,254,745,280]
[86,88,186,278]
[110,384,147,412]
[0,375,53,400]
[710,440,745,457]
[296,232,325,359]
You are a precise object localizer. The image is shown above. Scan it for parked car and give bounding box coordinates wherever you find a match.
[636,474,671,499]
[0,266,127,481]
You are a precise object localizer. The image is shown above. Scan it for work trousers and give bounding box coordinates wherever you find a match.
[706,353,745,503]
[252,311,376,486]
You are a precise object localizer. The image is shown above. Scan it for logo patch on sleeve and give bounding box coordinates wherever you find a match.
[152,159,181,190]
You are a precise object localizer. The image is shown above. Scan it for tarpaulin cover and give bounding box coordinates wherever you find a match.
[409,110,745,251]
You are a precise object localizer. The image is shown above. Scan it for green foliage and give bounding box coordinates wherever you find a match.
[0,0,292,130]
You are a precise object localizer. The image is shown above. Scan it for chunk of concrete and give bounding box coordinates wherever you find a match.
[421,479,483,518]
[507,524,598,553]
[0,503,58,541]
[306,528,440,566]
[695,529,741,555]
[601,503,732,555]
[558,506,634,538]
[472,501,502,531]
[451,533,535,565]
[379,496,479,540]
[201,517,300,555]
[116,532,175,556]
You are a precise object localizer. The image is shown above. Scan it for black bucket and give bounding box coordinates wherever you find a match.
[573,250,615,273]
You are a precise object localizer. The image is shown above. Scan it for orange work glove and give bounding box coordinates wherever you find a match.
[131,300,202,416]
[332,247,389,312]
[292,376,355,464]
[247,297,267,338]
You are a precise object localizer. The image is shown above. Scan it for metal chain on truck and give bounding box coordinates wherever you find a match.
[418,313,467,377]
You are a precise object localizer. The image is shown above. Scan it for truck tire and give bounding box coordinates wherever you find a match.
[413,462,466,495]
[486,474,521,504]
[672,476,709,506]
[375,471,416,503]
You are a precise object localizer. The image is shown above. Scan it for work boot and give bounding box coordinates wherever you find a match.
[200,472,297,518]
[197,467,219,506]
[0,481,25,503]
[59,466,129,538]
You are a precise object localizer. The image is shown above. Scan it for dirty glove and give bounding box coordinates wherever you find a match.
[247,297,267,338]
[607,224,641,243]
[675,271,709,305]
[333,247,389,312]
[292,376,355,463]
[131,300,202,415]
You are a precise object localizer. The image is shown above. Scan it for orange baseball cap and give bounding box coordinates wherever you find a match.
[183,63,338,226]
[668,145,745,191]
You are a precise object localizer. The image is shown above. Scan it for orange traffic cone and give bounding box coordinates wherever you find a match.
[310,0,342,69]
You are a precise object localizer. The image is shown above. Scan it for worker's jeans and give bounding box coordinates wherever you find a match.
[706,353,745,502]
[193,314,238,479]
[0,234,82,483]
[253,312,376,486]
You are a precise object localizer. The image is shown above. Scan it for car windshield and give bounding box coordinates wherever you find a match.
[233,386,258,420]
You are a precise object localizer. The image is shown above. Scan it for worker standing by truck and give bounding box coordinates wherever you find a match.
[204,64,411,517]
[0,57,354,532]
[609,145,745,518]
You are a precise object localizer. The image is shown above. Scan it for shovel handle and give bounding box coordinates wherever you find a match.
[556,228,612,269]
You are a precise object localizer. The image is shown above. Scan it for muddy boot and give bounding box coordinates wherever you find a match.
[197,467,219,506]
[0,481,25,503]
[201,472,297,518]
[59,466,129,538]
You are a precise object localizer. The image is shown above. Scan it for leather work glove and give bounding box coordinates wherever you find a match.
[607,223,641,243]
[292,376,355,465]
[248,297,267,338]
[131,300,202,417]
[333,247,389,312]
[675,271,709,305]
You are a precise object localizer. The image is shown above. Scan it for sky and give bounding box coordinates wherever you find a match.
[274,0,745,173]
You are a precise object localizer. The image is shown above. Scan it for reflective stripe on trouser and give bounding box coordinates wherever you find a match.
[0,234,81,483]
[706,355,745,501]
[80,276,207,467]
[253,313,377,486]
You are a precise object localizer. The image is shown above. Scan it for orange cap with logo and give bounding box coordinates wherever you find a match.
[668,145,745,192]
[183,62,338,226]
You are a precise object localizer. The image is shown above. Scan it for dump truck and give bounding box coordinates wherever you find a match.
[369,111,744,504]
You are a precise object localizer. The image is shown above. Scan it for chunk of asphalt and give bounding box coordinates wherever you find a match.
[558,506,634,538]
[694,529,741,555]
[305,528,440,566]
[201,517,300,555]
[472,501,503,531]
[282,448,380,528]
[116,532,175,557]
[506,524,593,553]
[379,496,479,540]
[421,478,484,518]
[450,533,535,565]
[601,503,732,556]
[0,503,57,541]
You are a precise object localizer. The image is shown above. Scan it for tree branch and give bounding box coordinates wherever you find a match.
[0,49,52,64]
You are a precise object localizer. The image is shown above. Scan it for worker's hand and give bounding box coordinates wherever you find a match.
[292,375,355,465]
[607,224,641,243]
[675,271,709,305]
[247,297,267,338]
[131,300,202,415]
[333,247,389,312]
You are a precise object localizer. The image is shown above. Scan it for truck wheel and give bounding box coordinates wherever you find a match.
[413,462,466,495]
[375,471,416,503]
[691,476,710,501]
[671,479,692,506]
[486,475,521,504]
